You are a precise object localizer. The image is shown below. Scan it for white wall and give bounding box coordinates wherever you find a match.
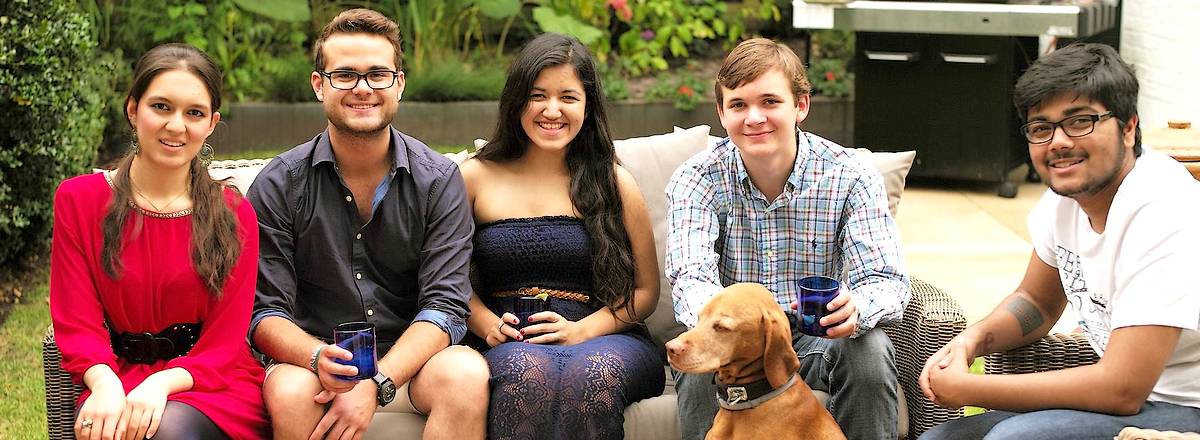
[1120,0,1200,131]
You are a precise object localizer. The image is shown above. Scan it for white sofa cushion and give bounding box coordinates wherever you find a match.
[614,125,714,346]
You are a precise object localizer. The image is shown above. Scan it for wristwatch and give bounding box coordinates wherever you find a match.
[372,372,397,407]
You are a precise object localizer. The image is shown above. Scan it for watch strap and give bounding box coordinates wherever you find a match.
[372,372,395,407]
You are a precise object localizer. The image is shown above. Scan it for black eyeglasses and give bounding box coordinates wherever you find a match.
[320,70,400,90]
[1020,112,1114,144]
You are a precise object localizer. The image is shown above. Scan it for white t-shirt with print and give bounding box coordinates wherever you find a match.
[1029,149,1200,408]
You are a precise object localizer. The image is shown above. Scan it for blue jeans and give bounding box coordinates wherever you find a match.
[675,321,899,440]
[918,402,1200,440]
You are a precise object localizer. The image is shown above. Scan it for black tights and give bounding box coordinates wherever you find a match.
[144,401,227,440]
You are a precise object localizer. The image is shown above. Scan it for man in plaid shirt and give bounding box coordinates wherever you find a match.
[666,38,910,440]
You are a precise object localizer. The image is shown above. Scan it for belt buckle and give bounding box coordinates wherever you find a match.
[121,332,156,364]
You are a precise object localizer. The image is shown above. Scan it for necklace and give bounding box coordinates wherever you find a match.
[130,177,189,213]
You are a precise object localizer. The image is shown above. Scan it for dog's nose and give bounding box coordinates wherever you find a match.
[665,338,686,357]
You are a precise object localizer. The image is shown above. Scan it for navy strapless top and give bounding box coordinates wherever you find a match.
[473,216,593,295]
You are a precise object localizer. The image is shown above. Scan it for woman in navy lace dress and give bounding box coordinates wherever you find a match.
[460,33,665,440]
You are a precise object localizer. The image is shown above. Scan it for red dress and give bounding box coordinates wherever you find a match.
[50,172,270,439]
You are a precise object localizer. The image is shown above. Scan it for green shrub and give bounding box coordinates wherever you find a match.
[263,52,316,103]
[404,58,506,102]
[0,0,114,265]
[645,68,707,111]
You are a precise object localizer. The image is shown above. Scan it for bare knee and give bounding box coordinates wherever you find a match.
[412,345,489,413]
[262,363,323,416]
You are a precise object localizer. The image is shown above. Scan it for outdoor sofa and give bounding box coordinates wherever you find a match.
[44,125,1099,439]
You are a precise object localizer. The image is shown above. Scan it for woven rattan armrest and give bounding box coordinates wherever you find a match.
[983,331,1099,375]
[881,277,968,438]
[43,325,83,440]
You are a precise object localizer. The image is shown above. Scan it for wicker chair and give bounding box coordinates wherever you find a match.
[984,331,1100,375]
[43,277,968,439]
[880,278,969,437]
[42,326,83,440]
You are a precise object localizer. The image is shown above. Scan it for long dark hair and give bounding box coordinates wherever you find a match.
[102,43,241,296]
[478,33,636,312]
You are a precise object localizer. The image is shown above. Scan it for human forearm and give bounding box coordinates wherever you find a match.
[251,315,325,367]
[961,290,1063,358]
[950,364,1144,415]
[466,293,501,337]
[957,253,1067,357]
[83,364,123,394]
[139,368,194,395]
[378,321,448,386]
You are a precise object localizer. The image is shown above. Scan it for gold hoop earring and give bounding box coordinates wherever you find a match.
[199,143,214,168]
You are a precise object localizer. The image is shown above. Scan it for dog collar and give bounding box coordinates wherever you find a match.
[715,371,800,411]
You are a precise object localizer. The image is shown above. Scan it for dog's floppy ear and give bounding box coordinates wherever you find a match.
[762,307,801,388]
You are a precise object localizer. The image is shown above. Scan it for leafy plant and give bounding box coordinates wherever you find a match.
[808,30,855,97]
[111,0,309,103]
[0,0,115,265]
[644,68,707,111]
[403,57,506,102]
[534,0,780,78]
[808,58,852,97]
[599,63,630,101]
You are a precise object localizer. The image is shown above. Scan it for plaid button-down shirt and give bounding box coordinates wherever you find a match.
[665,130,909,335]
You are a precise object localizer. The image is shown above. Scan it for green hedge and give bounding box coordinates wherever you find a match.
[0,0,114,265]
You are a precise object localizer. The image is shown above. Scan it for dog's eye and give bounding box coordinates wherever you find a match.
[712,321,731,332]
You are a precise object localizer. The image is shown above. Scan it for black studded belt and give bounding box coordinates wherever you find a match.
[110,322,202,364]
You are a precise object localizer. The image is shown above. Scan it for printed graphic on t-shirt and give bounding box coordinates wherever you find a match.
[1055,245,1111,352]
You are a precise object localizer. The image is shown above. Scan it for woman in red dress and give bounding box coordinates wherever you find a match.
[50,43,269,440]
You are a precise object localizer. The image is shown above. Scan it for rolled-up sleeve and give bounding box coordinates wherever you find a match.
[665,164,725,329]
[841,172,910,335]
[416,165,473,344]
[245,158,300,347]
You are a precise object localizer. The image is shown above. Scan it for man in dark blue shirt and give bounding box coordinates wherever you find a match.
[247,9,487,439]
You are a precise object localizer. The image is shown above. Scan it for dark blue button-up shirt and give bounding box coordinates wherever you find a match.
[247,127,473,354]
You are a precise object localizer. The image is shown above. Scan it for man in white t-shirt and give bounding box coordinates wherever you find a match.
[918,43,1200,439]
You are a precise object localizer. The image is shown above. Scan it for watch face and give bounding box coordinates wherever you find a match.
[376,376,396,406]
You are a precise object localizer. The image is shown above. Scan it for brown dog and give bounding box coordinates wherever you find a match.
[666,283,845,440]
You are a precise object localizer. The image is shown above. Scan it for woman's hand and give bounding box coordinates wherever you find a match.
[522,312,591,345]
[76,377,126,440]
[120,375,171,440]
[486,312,523,347]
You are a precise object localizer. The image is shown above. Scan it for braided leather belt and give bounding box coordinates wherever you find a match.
[492,286,590,303]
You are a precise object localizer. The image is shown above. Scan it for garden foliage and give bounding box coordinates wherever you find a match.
[0,0,114,266]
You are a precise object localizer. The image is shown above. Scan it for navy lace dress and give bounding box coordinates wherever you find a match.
[473,216,665,440]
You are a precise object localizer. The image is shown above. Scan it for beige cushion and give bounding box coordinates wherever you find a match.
[614,125,713,346]
[848,148,916,216]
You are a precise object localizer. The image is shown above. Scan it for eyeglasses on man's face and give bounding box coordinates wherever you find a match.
[320,70,400,90]
[1020,111,1114,144]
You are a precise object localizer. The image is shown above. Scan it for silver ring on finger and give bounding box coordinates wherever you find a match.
[80,418,93,429]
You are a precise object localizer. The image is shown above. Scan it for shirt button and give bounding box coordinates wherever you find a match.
[345,195,353,202]
[355,272,362,280]
[367,309,374,316]
[356,233,362,240]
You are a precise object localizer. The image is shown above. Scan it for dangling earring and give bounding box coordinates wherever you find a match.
[129,138,140,155]
[199,142,214,168]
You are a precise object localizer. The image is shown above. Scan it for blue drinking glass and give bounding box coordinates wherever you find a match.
[333,321,377,381]
[513,296,550,330]
[797,276,840,337]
